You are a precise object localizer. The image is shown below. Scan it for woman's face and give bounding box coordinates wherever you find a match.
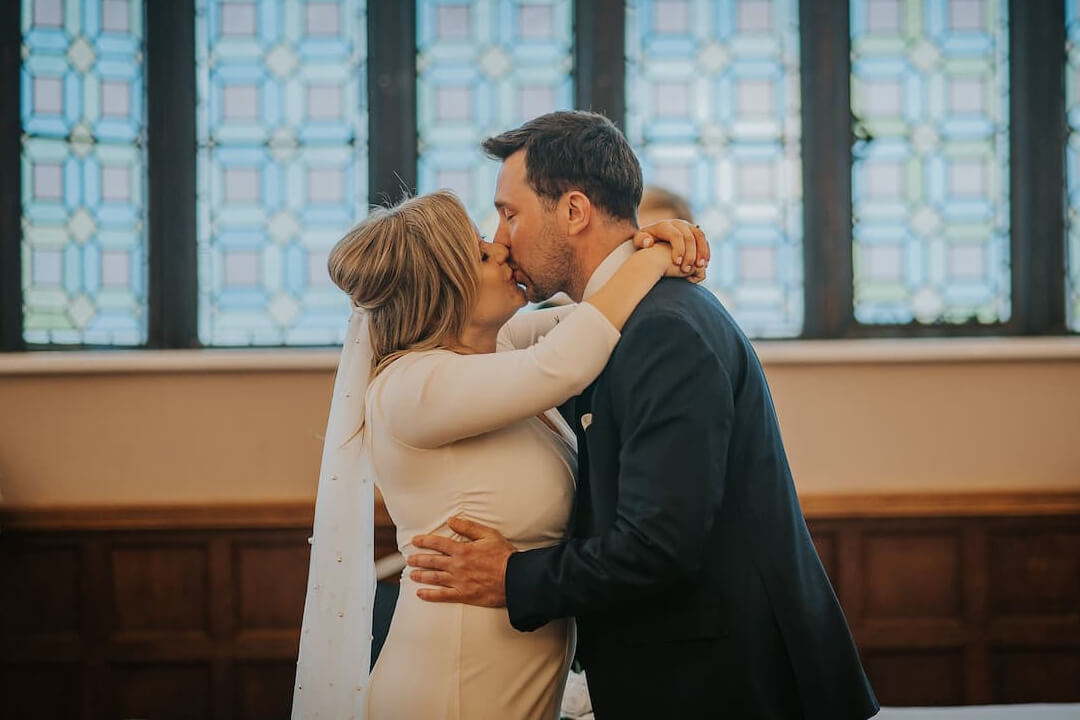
[470,225,527,329]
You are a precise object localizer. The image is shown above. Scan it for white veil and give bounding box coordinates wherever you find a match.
[292,306,376,719]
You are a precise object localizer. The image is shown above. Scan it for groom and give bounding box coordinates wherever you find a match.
[407,111,878,719]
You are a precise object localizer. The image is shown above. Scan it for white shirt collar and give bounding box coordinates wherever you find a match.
[582,240,636,300]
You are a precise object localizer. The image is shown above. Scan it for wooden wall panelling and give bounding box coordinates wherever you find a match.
[210,535,234,720]
[962,524,990,704]
[990,648,1080,703]
[109,662,213,720]
[234,660,297,720]
[859,648,968,706]
[985,517,1080,704]
[0,662,82,720]
[1,496,1079,718]
[83,536,108,718]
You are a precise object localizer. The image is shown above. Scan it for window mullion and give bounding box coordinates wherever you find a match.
[1,0,24,351]
[1009,0,1067,334]
[574,0,626,127]
[369,0,418,204]
[800,0,854,339]
[146,0,199,348]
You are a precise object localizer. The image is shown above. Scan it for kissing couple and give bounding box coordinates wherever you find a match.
[292,110,878,720]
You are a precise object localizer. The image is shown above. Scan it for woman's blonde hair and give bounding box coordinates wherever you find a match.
[328,190,480,377]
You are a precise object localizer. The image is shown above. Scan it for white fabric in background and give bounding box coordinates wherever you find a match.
[877,705,1080,720]
[292,307,376,719]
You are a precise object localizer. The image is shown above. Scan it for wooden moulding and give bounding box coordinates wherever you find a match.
[1,490,1078,533]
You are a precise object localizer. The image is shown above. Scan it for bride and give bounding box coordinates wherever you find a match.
[291,190,705,719]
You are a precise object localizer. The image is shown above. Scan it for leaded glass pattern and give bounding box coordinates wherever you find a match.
[195,0,367,345]
[417,0,573,232]
[1067,0,1080,331]
[626,0,804,338]
[851,0,1010,325]
[20,0,147,345]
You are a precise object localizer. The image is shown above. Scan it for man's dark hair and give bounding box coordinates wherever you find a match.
[481,110,643,223]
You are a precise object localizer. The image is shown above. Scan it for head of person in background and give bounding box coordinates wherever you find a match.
[637,186,694,228]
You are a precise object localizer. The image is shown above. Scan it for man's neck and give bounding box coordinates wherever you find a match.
[566,227,636,302]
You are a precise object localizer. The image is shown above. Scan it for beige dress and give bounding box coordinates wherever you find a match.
[365,303,615,720]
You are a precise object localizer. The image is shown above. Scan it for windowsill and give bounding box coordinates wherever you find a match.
[2,336,1080,376]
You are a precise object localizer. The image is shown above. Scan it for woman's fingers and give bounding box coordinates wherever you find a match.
[637,219,710,275]
[631,230,655,249]
[691,225,709,267]
[676,222,697,273]
[641,220,686,265]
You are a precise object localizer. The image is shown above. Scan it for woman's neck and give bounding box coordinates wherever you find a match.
[453,324,499,355]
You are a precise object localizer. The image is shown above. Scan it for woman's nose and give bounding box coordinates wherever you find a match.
[489,242,510,264]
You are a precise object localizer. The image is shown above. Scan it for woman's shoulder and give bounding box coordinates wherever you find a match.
[366,348,455,394]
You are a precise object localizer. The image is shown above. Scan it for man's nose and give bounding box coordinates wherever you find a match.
[492,222,510,249]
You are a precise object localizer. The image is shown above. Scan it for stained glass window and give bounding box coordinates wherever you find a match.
[626,0,803,338]
[1067,0,1080,331]
[417,0,574,232]
[20,0,147,345]
[195,0,367,345]
[851,0,1010,325]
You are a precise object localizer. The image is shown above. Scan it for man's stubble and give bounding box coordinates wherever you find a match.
[522,216,578,303]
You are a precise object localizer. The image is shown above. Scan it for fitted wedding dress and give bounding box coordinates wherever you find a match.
[365,303,610,720]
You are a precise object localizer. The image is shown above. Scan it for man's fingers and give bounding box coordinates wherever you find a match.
[406,552,451,571]
[417,587,464,603]
[409,569,454,587]
[411,533,463,555]
[447,515,495,540]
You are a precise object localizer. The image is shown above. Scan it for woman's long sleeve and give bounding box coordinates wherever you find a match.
[496,305,578,351]
[372,303,618,449]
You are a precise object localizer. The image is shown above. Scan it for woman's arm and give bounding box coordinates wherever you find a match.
[375,246,685,449]
[496,305,577,352]
[373,302,620,449]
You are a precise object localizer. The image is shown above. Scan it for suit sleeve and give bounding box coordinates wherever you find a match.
[371,302,619,449]
[504,313,734,630]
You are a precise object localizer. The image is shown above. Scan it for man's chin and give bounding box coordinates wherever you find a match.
[521,281,555,304]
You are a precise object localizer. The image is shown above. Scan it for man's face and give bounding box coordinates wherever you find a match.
[492,150,572,302]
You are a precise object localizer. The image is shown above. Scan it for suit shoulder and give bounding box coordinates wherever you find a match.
[626,280,725,332]
[620,281,754,372]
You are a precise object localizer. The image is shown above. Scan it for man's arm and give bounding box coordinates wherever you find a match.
[505,312,734,631]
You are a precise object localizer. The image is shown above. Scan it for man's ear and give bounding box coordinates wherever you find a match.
[564,190,592,237]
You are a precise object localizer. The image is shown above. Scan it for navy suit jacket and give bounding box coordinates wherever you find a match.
[505,279,878,719]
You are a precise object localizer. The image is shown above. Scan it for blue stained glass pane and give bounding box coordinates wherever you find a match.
[851,0,1011,325]
[416,0,574,232]
[626,0,804,338]
[20,0,147,345]
[1067,0,1080,331]
[195,0,368,346]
